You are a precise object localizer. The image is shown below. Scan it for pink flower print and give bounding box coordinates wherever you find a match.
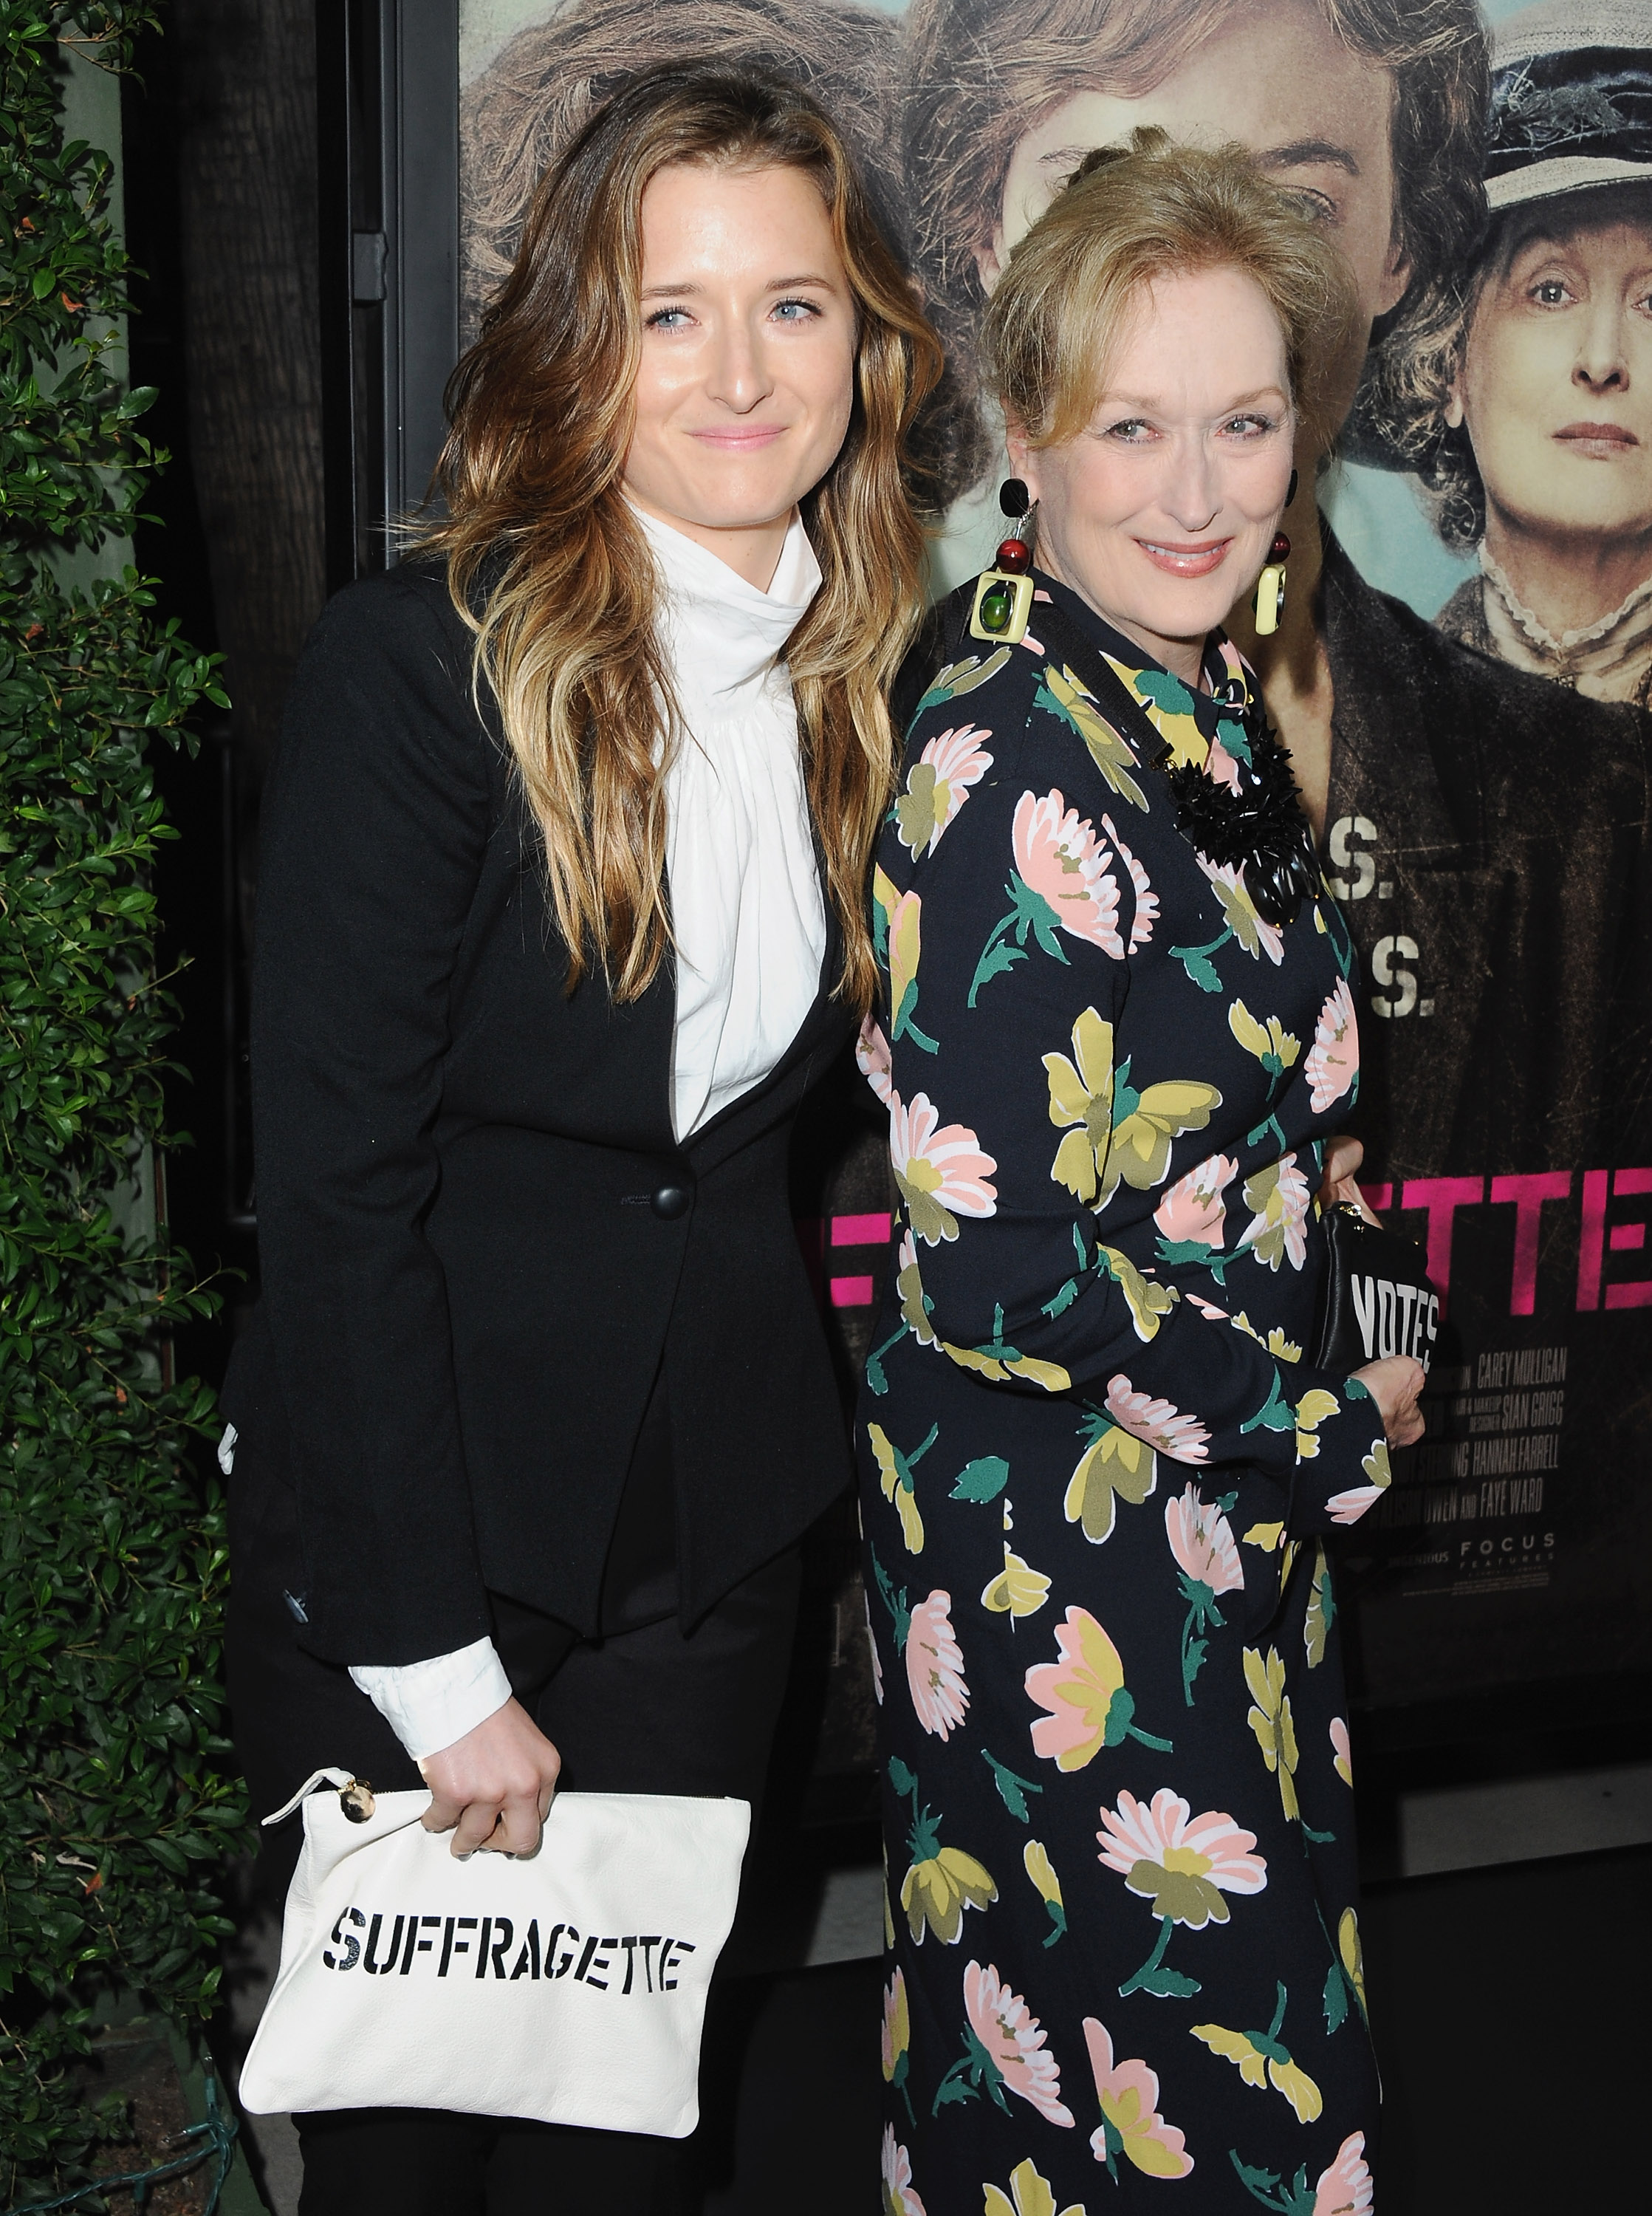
[1166,1484,1243,1703]
[1327,1440,1393,1527]
[1305,977,1359,1112]
[1237,1152,1312,1272]
[961,1960,1075,2126]
[889,1091,997,1246]
[1187,1290,1230,1319]
[896,724,994,858]
[1204,734,1243,794]
[907,1590,969,1740]
[1097,1787,1267,1925]
[857,1015,893,1105]
[1102,813,1159,948]
[880,2124,926,2216]
[1330,1716,1353,1787]
[1083,2017,1194,2180]
[1313,2130,1374,2216]
[1012,790,1124,957]
[1154,1152,1238,1249]
[1165,1485,1244,1596]
[1105,1375,1211,1463]
[1024,1607,1173,1770]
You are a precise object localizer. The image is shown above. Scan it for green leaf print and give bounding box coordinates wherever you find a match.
[967,872,1070,1008]
[1227,2155,1317,2216]
[1168,932,1230,993]
[950,1456,1011,1502]
[981,1748,1044,1823]
[1155,1234,1241,1287]
[1240,1367,1295,1436]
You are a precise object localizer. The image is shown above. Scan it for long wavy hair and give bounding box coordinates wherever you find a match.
[419,66,940,1008]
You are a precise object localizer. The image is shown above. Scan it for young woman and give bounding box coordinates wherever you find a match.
[860,131,1422,2213]
[221,64,937,2213]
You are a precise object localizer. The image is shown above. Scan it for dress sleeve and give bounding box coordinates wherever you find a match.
[877,727,1391,1539]
[250,574,500,1663]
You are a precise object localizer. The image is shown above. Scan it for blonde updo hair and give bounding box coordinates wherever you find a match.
[984,126,1361,452]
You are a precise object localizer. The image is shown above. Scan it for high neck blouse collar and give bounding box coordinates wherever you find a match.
[633,503,822,704]
[1478,547,1652,705]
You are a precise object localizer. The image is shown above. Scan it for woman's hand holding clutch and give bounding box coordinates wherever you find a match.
[419,1697,562,1858]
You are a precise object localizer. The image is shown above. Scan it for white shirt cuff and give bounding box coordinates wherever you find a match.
[348,1635,513,1762]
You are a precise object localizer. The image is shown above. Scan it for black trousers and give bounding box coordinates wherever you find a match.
[227,1395,803,2215]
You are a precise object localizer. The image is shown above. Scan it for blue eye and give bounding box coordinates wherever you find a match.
[1222,414,1275,438]
[645,306,692,331]
[1105,418,1154,441]
[772,297,822,322]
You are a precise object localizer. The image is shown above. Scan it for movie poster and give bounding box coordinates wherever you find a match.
[454,0,1652,1725]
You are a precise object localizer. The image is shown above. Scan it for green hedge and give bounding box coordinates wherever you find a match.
[1,5,251,2199]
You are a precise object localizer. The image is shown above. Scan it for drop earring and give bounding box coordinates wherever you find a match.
[1252,531,1289,637]
[970,479,1037,644]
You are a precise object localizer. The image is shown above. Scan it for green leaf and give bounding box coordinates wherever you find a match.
[950,1455,1010,1502]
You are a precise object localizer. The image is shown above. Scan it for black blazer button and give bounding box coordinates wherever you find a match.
[651,1183,691,1220]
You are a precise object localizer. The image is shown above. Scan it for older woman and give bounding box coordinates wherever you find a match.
[861,132,1422,2215]
[1416,1,1652,705]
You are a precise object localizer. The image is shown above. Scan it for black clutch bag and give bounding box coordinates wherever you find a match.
[1310,1201,1438,1375]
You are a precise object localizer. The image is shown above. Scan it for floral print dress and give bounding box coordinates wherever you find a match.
[860,575,1385,2216]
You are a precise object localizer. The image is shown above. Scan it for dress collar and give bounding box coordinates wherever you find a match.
[1478,547,1652,703]
[1034,572,1254,772]
[632,503,822,702]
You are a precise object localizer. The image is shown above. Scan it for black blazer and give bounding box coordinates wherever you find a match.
[222,564,857,1666]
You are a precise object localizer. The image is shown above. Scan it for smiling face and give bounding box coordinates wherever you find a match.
[1010,264,1296,681]
[1449,199,1652,550]
[984,0,1408,446]
[623,160,857,579]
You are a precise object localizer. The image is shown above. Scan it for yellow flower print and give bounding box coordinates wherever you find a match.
[1243,1646,1300,1823]
[1228,1000,1300,1101]
[872,864,899,965]
[1241,1520,1284,1550]
[1023,1839,1067,1946]
[1043,1007,1114,1205]
[882,1966,916,2125]
[901,1849,998,1947]
[1099,1059,1223,1209]
[886,888,936,1053]
[1231,1310,1302,1362]
[942,1301,1072,1393]
[981,1543,1051,1621]
[983,2155,1087,2216]
[1192,1981,1323,2123]
[1063,1411,1156,1544]
[1038,662,1150,809]
[868,1420,936,1555]
[1305,1545,1337,1669]
[895,1234,939,1349]
[1293,1386,1340,1461]
[889,1755,998,1945]
[1339,1906,1366,2018]
[1099,1245,1179,1341]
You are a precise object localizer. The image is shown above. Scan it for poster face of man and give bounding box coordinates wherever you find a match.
[983,3,1411,377]
[452,0,1652,1727]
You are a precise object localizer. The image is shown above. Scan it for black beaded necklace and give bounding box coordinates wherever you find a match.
[1028,581,1320,931]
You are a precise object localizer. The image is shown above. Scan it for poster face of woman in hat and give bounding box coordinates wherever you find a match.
[1419,2,1652,703]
